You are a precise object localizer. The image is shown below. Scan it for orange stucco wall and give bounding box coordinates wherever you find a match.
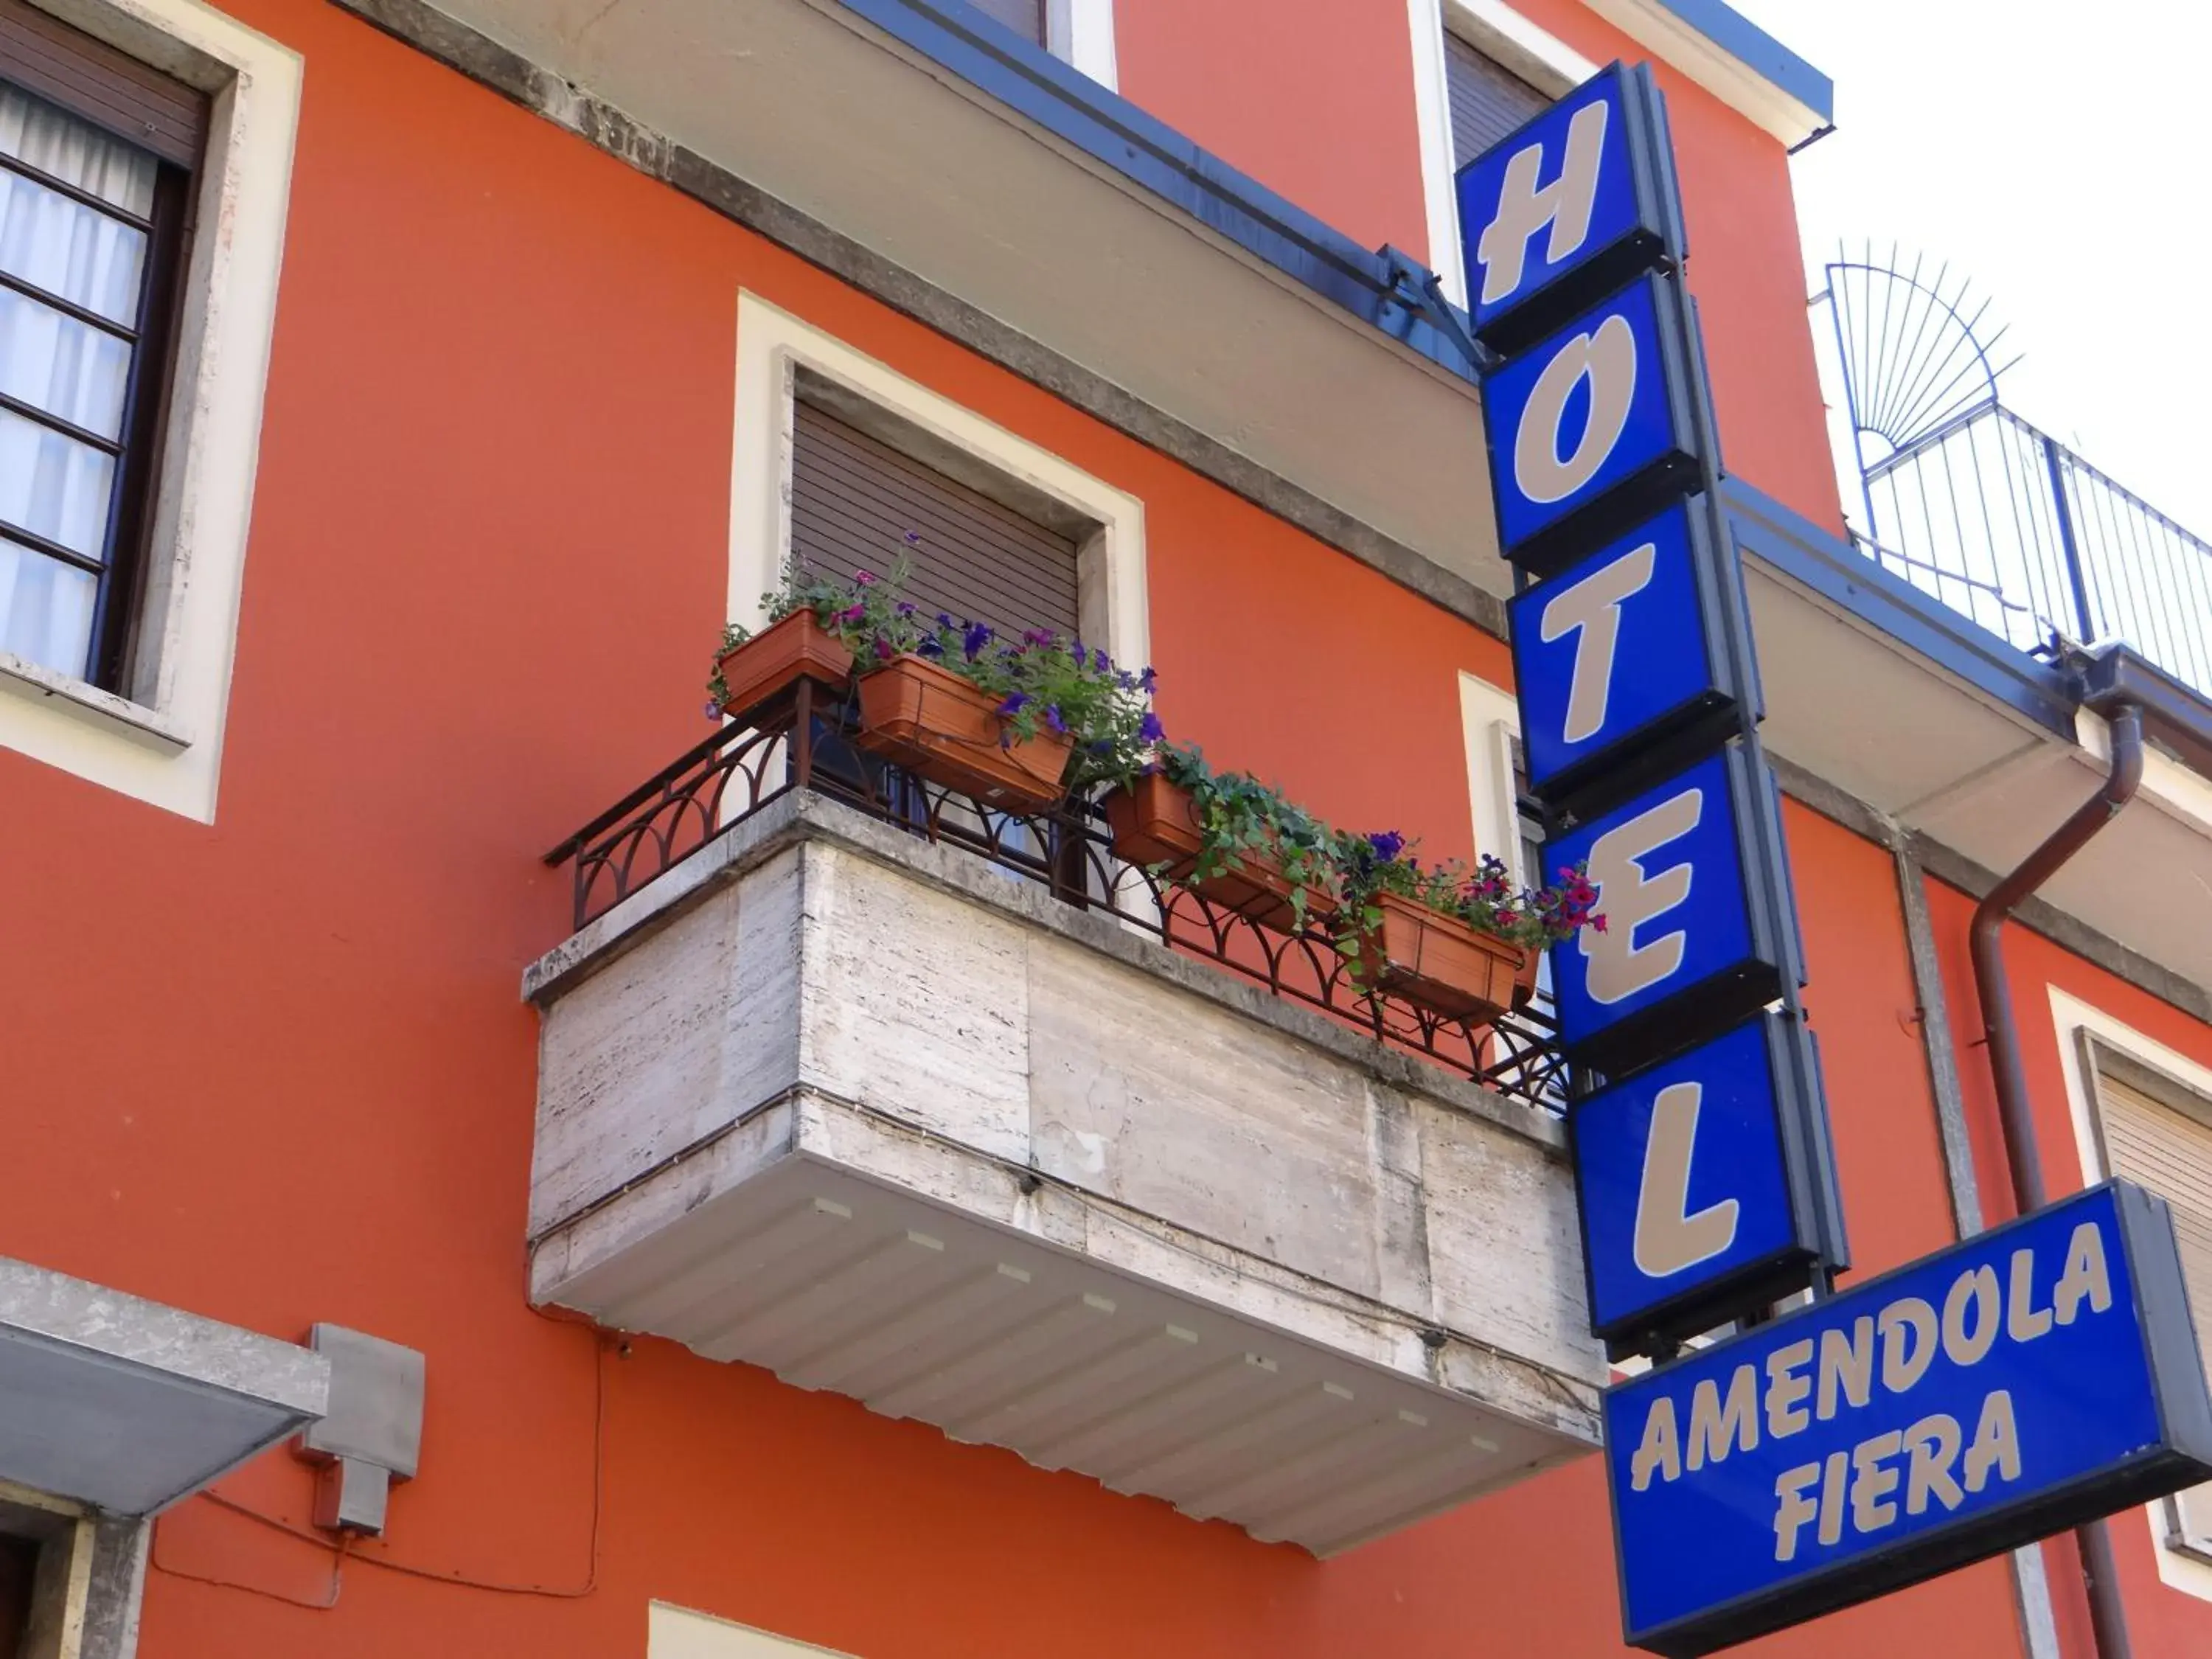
[0,1,2170,1656]
[1113,0,1435,262]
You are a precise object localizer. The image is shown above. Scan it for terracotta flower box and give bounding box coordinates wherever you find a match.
[1363,890,1538,1022]
[714,610,855,720]
[1103,773,1332,933]
[856,654,1074,811]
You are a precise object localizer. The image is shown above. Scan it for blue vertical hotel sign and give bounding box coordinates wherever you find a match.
[1461,59,1843,1360]
[1461,62,2212,1656]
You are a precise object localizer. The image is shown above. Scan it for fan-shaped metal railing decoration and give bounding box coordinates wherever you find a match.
[1812,248,2212,696]
[1820,246,2020,467]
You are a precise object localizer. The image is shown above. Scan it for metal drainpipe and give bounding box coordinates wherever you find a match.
[1967,701,2144,1659]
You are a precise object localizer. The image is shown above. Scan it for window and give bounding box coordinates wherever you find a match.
[789,397,1082,641]
[1443,29,1548,169]
[2090,1059,2212,1556]
[0,0,202,692]
[968,0,1044,46]
[961,0,1117,88]
[729,292,1147,678]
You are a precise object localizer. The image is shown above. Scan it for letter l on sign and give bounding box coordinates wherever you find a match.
[1635,1082,1741,1276]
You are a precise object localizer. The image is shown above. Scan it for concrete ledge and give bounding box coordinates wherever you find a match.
[525,790,1563,1155]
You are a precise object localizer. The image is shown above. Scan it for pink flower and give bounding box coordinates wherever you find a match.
[855,569,878,585]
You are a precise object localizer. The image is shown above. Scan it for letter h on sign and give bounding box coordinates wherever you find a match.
[1455,61,1686,357]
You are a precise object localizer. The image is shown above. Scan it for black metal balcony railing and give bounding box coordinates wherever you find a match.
[544,682,1571,1116]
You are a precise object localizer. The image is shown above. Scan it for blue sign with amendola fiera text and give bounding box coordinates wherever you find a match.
[1461,59,2212,1656]
[1604,1183,2212,1655]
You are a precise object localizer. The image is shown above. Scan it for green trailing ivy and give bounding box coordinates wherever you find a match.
[1150,742,1336,930]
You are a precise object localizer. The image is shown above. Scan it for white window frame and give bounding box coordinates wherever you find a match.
[730,290,1148,676]
[2049,984,2212,1603]
[1407,0,1597,306]
[1458,669,1526,883]
[0,0,301,822]
[1046,0,1116,90]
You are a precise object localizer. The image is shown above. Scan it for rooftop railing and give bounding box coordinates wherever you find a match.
[1852,398,2212,698]
[1820,255,2212,701]
[543,681,1571,1118]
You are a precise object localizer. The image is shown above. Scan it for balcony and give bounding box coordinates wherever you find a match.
[524,689,1599,1553]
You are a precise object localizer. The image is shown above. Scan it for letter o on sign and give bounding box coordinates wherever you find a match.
[1514,313,1638,505]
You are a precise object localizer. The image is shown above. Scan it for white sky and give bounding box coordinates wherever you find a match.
[1726,1,2212,536]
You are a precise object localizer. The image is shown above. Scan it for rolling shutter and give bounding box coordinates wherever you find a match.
[1444,32,1548,168]
[2096,1070,2212,1556]
[966,0,1046,46]
[0,0,205,167]
[790,400,1081,643]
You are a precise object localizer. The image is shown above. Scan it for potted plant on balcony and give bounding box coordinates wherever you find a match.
[706,560,865,721]
[714,562,1162,813]
[1332,835,1603,1022]
[1101,744,1337,933]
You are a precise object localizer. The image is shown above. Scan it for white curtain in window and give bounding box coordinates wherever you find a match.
[0,84,153,678]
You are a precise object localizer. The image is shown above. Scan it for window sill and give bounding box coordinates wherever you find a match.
[0,652,189,753]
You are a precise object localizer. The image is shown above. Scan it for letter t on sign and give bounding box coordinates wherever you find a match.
[1542,537,1658,743]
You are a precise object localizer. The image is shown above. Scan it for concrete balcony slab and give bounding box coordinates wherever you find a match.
[525,794,1601,1554]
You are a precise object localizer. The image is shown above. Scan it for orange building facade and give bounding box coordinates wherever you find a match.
[1,3,2210,1658]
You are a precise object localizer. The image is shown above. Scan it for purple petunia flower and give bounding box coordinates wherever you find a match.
[998,692,1032,717]
[1044,706,1068,734]
[1138,712,1165,744]
[1366,830,1407,862]
[704,700,723,721]
[897,602,916,616]
[1095,650,1113,674]
[903,529,921,545]
[964,622,993,660]
[917,636,943,658]
[873,638,894,661]
[837,603,866,625]
[1138,667,1158,693]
